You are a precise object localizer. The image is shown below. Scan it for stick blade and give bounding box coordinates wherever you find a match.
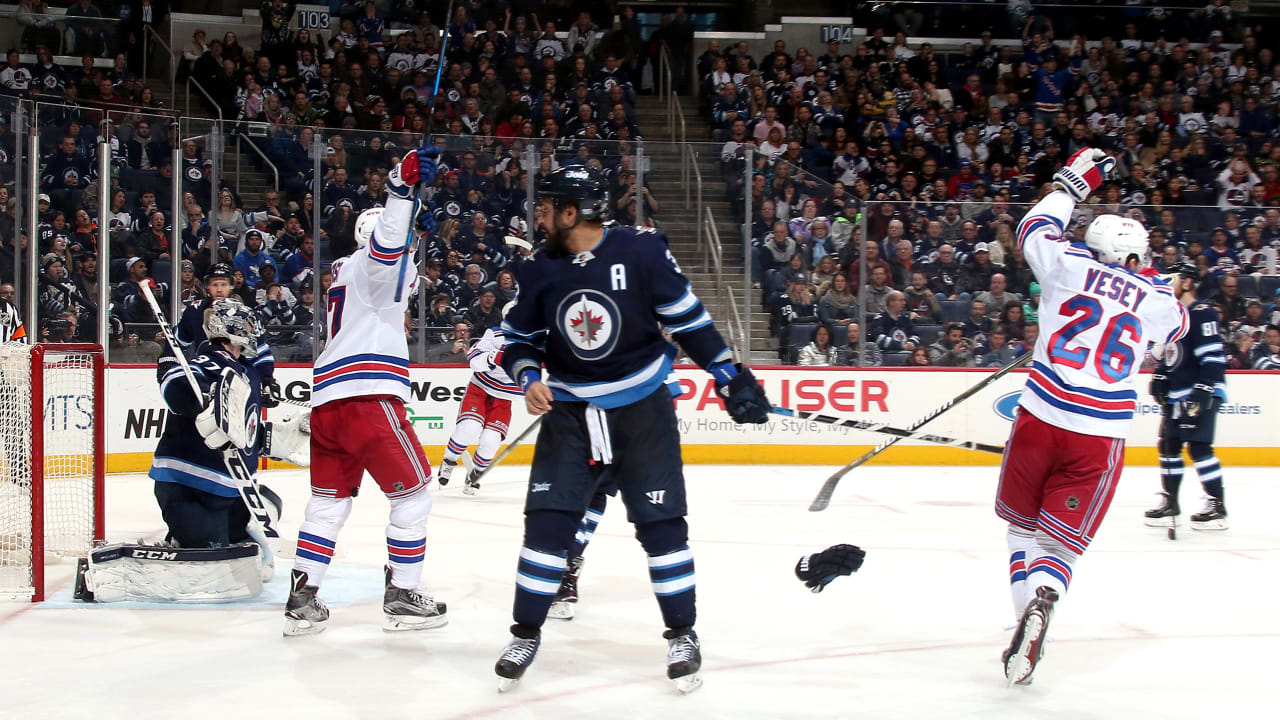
[808,474,842,512]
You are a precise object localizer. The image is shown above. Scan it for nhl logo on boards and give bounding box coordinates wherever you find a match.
[556,290,621,361]
[1066,496,1080,510]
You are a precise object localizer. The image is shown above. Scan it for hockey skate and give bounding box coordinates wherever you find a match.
[1003,585,1058,687]
[547,555,584,620]
[1144,492,1180,528]
[382,566,448,631]
[436,458,458,487]
[284,569,329,637]
[1190,496,1229,531]
[664,627,703,694]
[463,468,481,496]
[495,627,541,692]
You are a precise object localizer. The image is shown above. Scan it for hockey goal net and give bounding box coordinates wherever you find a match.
[0,343,105,601]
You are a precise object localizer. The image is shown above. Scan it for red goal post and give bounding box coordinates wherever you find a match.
[0,343,105,602]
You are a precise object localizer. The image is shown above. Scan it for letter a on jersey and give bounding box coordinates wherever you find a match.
[557,289,622,361]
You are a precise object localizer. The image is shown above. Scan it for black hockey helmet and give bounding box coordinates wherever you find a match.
[537,164,610,221]
[1165,259,1198,280]
[205,262,235,284]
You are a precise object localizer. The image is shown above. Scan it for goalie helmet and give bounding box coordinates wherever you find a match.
[354,207,385,249]
[204,297,264,357]
[537,164,610,221]
[1084,214,1149,266]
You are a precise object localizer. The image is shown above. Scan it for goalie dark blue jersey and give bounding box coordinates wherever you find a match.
[1158,301,1227,403]
[500,225,732,409]
[149,342,265,498]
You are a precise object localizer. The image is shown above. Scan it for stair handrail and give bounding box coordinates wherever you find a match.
[703,204,722,294]
[683,142,702,243]
[658,43,674,139]
[235,132,280,194]
[142,24,177,107]
[723,284,748,363]
[185,76,223,127]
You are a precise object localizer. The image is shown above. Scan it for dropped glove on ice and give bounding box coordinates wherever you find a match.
[795,544,866,593]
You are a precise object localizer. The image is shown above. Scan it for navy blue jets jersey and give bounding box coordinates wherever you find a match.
[1158,302,1227,402]
[175,299,276,378]
[501,225,731,409]
[149,342,265,498]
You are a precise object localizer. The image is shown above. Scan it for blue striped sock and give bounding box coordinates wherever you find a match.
[648,546,696,629]
[1159,455,1184,496]
[513,546,566,628]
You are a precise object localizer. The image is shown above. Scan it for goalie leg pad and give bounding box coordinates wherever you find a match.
[294,495,353,588]
[81,543,263,603]
[386,488,433,589]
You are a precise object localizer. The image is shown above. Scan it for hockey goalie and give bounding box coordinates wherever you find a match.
[75,298,311,603]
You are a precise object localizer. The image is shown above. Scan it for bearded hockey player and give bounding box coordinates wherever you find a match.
[491,165,771,694]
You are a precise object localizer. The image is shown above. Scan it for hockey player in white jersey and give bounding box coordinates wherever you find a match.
[285,146,449,636]
[436,305,521,495]
[995,148,1190,685]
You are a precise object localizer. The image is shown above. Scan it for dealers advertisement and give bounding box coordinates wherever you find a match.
[101,367,1280,473]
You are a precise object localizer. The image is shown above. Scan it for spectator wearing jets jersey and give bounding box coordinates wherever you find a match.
[870,290,920,354]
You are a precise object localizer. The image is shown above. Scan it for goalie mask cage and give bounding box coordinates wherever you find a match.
[0,343,105,602]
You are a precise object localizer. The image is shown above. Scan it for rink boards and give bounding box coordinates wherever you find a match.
[97,366,1280,473]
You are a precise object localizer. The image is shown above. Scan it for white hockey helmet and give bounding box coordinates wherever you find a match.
[204,297,264,357]
[354,207,384,249]
[1084,214,1149,266]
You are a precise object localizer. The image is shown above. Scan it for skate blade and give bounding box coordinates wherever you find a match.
[497,676,521,693]
[1004,613,1044,688]
[283,617,327,637]
[547,601,575,620]
[673,673,703,694]
[463,485,478,496]
[1190,519,1229,531]
[383,614,449,632]
[1144,516,1177,528]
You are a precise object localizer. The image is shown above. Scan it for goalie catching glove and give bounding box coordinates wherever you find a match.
[795,544,866,593]
[1052,147,1115,202]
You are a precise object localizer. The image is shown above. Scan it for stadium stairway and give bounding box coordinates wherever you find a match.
[149,84,276,211]
[635,95,775,364]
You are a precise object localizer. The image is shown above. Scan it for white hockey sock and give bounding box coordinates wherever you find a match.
[474,427,505,472]
[1025,533,1078,601]
[1006,525,1037,620]
[444,418,483,463]
[293,496,352,589]
[386,488,432,589]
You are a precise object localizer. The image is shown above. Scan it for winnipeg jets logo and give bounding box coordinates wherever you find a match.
[557,289,621,361]
[1162,342,1184,370]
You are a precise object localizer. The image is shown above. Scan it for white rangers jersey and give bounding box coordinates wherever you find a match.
[1014,192,1190,438]
[466,327,521,400]
[312,194,418,407]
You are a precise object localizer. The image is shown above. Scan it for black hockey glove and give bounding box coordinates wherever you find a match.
[795,544,866,593]
[1178,383,1216,432]
[715,365,770,424]
[261,377,282,409]
[1149,372,1170,405]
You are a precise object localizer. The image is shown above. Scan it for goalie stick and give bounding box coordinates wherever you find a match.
[808,352,1033,512]
[769,407,1006,455]
[138,282,281,554]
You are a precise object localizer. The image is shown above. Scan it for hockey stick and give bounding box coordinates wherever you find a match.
[808,352,1033,512]
[469,416,543,484]
[394,0,454,303]
[769,407,1006,454]
[138,283,281,553]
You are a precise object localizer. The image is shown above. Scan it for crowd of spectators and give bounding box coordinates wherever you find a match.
[699,5,1280,367]
[0,1,670,360]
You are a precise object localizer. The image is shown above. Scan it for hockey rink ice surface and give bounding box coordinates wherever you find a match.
[3,464,1278,719]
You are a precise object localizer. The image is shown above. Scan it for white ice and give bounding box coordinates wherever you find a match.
[2,464,1277,720]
